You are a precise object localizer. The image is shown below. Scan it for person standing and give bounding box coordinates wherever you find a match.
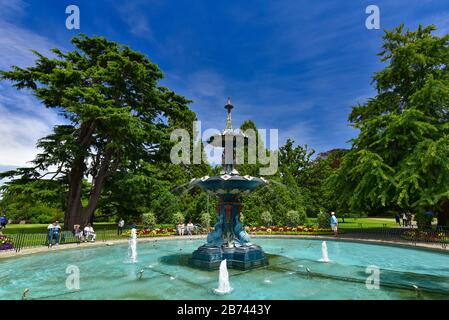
[406,211,412,228]
[395,213,401,226]
[402,212,407,227]
[330,212,338,236]
[117,218,125,236]
[0,211,7,231]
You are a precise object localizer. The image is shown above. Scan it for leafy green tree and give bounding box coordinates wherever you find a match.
[171,211,185,224]
[329,25,449,226]
[243,179,305,225]
[260,211,273,226]
[284,209,306,226]
[199,211,211,229]
[0,35,195,229]
[278,139,314,180]
[316,210,331,229]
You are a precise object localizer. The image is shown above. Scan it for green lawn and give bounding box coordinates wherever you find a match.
[2,218,398,235]
[0,217,401,250]
[1,222,118,234]
[307,217,398,230]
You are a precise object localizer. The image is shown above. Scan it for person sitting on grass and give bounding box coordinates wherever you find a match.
[73,224,84,242]
[47,221,61,248]
[83,223,96,242]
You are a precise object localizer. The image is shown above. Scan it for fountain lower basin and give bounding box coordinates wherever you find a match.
[2,238,449,300]
[190,244,268,270]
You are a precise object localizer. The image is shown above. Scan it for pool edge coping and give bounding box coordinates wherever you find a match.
[0,233,448,260]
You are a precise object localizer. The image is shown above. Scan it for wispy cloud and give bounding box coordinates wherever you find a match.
[0,0,26,21]
[0,2,61,170]
[115,0,158,40]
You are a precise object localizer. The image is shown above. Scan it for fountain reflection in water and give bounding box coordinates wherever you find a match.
[213,260,233,294]
[319,241,330,263]
[128,228,138,263]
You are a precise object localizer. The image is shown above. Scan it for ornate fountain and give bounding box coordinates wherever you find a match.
[189,98,269,270]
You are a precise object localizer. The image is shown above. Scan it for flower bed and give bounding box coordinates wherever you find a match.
[120,225,334,238]
[245,225,334,235]
[122,227,178,238]
[0,235,13,251]
[401,230,449,243]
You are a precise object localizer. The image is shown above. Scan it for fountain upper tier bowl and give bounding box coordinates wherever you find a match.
[189,175,268,195]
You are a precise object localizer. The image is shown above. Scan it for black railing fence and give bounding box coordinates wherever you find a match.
[340,226,448,249]
[0,226,144,253]
[1,225,448,254]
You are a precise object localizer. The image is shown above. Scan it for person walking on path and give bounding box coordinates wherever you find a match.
[117,218,125,236]
[406,211,413,228]
[395,213,401,226]
[402,212,407,227]
[330,212,338,236]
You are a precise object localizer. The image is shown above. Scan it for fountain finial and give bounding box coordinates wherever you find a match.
[225,97,234,129]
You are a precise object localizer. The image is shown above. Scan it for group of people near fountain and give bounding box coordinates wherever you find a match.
[395,211,413,227]
[47,221,96,248]
[177,219,195,236]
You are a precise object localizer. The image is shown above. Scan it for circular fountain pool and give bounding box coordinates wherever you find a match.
[1,238,448,300]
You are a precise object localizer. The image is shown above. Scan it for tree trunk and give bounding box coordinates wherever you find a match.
[82,148,114,226]
[64,155,85,230]
[63,122,95,230]
[437,201,449,227]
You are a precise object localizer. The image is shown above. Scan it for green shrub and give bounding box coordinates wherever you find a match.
[260,211,273,226]
[171,211,185,224]
[317,210,330,229]
[284,209,307,226]
[141,212,157,228]
[28,206,63,224]
[415,211,432,230]
[199,211,211,229]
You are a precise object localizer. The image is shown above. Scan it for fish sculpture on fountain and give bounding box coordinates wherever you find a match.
[189,98,269,270]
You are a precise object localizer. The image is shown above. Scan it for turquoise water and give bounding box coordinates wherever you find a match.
[1,238,449,300]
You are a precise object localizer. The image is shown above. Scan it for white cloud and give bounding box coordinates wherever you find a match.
[0,0,26,21]
[115,1,156,40]
[0,84,58,167]
[0,4,61,170]
[0,21,56,69]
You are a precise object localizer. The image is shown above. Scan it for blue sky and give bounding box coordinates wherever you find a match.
[1,0,449,170]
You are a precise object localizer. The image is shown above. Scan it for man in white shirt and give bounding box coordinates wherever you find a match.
[48,221,61,247]
[84,223,96,242]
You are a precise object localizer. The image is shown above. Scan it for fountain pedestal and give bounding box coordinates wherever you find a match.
[188,98,269,270]
[188,180,269,270]
[190,244,268,270]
